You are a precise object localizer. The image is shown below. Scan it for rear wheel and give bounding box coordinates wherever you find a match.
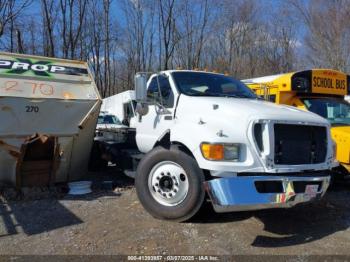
[135,146,205,221]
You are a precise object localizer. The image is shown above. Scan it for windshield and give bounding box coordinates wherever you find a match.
[97,114,121,125]
[171,72,257,99]
[303,98,350,126]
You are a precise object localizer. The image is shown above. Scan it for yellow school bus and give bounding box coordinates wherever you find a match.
[243,69,350,176]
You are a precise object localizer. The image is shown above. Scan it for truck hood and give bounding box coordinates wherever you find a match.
[176,95,329,125]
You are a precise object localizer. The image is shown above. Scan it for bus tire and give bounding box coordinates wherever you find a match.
[135,146,205,222]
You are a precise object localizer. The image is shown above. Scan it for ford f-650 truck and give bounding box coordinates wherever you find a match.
[95,70,335,222]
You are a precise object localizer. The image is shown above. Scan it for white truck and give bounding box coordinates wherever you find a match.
[96,70,335,221]
[90,91,138,170]
[100,90,136,125]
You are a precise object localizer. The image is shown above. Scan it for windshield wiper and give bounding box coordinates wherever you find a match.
[224,94,255,98]
[187,92,256,99]
[187,93,216,97]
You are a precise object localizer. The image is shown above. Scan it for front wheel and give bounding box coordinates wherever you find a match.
[135,146,205,222]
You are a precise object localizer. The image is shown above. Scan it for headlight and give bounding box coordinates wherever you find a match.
[200,143,240,161]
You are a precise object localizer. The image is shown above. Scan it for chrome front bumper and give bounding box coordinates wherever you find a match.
[204,175,330,213]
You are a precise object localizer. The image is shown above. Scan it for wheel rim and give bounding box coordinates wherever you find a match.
[148,161,189,206]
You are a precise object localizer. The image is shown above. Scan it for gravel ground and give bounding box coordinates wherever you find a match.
[0,167,350,256]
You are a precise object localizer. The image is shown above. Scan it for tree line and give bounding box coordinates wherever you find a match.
[0,0,349,97]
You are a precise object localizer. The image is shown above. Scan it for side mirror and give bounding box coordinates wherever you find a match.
[135,73,149,117]
[135,73,147,102]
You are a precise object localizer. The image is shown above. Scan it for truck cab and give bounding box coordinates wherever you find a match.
[243,69,350,177]
[130,70,334,221]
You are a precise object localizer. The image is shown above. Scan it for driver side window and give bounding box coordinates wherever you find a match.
[147,75,174,108]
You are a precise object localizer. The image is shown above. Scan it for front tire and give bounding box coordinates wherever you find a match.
[135,146,205,222]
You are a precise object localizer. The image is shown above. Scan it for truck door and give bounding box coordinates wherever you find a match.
[135,74,175,152]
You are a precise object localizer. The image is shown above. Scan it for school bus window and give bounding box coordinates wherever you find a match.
[303,98,350,126]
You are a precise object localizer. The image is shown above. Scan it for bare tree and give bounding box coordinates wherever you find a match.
[291,0,350,72]
[203,0,261,77]
[59,0,87,59]
[86,0,103,94]
[174,0,210,69]
[103,0,112,97]
[25,17,39,54]
[120,0,156,89]
[158,0,178,70]
[0,0,31,38]
[2,0,349,98]
[41,0,56,57]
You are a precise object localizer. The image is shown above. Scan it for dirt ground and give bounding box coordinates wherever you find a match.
[0,166,350,256]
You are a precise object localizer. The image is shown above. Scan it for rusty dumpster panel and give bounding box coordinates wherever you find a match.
[0,52,101,187]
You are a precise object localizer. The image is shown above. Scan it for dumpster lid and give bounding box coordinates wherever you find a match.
[0,52,100,100]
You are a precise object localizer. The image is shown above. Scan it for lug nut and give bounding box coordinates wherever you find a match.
[162,193,166,197]
[173,189,177,193]
[169,193,172,197]
[157,189,161,193]
[156,177,160,180]
[161,172,164,176]
[175,182,179,186]
[155,183,159,186]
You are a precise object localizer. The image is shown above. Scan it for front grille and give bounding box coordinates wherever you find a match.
[254,123,264,151]
[274,124,327,165]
